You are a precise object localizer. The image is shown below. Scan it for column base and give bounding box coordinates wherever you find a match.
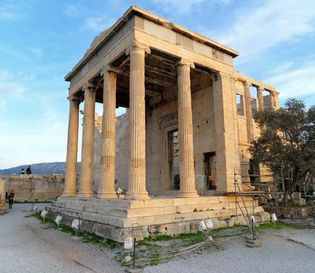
[61,192,77,197]
[125,192,150,200]
[177,191,199,198]
[77,192,94,198]
[97,192,117,199]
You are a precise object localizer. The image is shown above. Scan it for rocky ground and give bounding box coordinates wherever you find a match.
[0,204,314,273]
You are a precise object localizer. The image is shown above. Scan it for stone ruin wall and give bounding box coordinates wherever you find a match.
[93,113,129,192]
[0,174,64,202]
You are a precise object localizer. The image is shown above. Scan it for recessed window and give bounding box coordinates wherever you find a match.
[251,98,258,116]
[236,94,244,116]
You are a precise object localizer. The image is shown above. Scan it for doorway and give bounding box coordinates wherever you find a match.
[204,152,217,190]
[168,130,180,190]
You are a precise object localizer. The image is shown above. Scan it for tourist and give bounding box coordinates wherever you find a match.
[8,189,15,209]
[20,168,25,174]
[26,166,32,174]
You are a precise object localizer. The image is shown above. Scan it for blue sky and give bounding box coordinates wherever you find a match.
[1,0,315,168]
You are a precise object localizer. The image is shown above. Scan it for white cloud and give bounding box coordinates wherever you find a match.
[63,2,114,32]
[0,0,22,20]
[154,0,232,15]
[63,3,84,18]
[214,0,315,62]
[0,70,26,96]
[266,62,294,75]
[26,46,44,58]
[0,44,28,61]
[83,16,114,32]
[264,57,315,99]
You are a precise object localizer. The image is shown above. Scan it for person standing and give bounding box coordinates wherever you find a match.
[8,190,15,209]
[26,166,32,174]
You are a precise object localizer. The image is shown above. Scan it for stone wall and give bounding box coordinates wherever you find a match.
[0,180,8,214]
[93,113,129,193]
[0,174,65,202]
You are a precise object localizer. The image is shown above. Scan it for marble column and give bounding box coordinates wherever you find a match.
[125,43,149,200]
[63,97,80,196]
[274,91,280,109]
[97,67,118,198]
[177,60,198,198]
[244,82,254,142]
[78,82,96,198]
[257,87,264,111]
[270,91,279,109]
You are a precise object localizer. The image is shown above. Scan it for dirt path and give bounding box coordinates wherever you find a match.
[0,204,123,273]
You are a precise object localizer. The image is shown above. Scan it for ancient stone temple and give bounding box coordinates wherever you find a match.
[50,6,277,241]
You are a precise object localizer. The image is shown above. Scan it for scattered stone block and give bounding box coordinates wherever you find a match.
[292,192,301,199]
[292,198,306,206]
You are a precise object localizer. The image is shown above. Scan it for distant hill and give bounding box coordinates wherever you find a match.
[0,162,81,175]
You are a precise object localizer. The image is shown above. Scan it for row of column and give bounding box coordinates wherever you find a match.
[243,82,278,142]
[63,43,198,200]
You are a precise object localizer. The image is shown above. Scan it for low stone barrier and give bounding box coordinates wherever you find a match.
[0,174,65,202]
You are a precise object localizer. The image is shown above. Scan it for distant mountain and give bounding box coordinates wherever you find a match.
[0,162,81,175]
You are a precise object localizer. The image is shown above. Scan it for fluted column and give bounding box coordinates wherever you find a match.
[177,60,198,198]
[257,87,264,111]
[270,91,279,109]
[244,82,254,142]
[97,67,118,198]
[125,42,149,200]
[78,82,95,198]
[63,97,80,196]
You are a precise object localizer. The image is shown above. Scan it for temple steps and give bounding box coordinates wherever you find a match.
[50,196,263,228]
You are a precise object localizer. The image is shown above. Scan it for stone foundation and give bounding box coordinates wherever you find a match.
[49,196,270,242]
[264,205,313,219]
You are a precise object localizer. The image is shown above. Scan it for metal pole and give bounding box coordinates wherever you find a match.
[252,193,254,216]
[234,169,238,223]
[133,238,136,270]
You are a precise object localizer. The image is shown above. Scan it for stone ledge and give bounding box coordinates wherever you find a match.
[48,196,269,242]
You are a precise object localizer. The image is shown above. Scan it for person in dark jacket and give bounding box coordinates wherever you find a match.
[26,166,32,174]
[8,189,15,209]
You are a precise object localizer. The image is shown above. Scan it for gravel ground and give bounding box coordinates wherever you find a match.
[1,204,314,273]
[144,227,315,273]
[0,204,123,273]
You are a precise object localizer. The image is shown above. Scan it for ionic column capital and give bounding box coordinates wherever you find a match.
[82,81,96,92]
[67,96,82,103]
[100,65,120,77]
[257,86,264,93]
[126,41,150,56]
[243,81,251,89]
[213,71,232,82]
[176,59,195,69]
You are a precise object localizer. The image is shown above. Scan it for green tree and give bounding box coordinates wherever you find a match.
[250,98,315,204]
